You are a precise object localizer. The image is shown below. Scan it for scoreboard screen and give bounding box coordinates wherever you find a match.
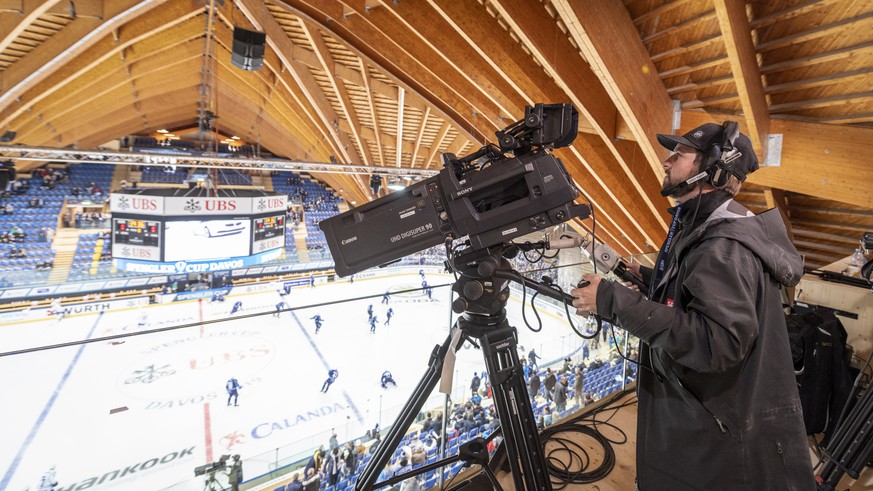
[253,215,285,241]
[113,218,160,246]
[111,217,162,261]
[252,214,286,253]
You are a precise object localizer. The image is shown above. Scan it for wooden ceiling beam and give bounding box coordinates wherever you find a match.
[792,219,872,234]
[331,62,428,112]
[761,40,873,75]
[813,112,873,125]
[212,56,330,155]
[45,0,103,17]
[0,0,64,55]
[680,111,873,208]
[770,91,873,113]
[11,19,204,131]
[642,8,717,45]
[0,0,183,126]
[488,1,670,244]
[279,0,489,144]
[793,227,864,244]
[299,19,373,167]
[372,0,525,121]
[12,39,205,143]
[358,61,386,167]
[238,0,360,171]
[633,0,694,26]
[714,0,770,159]
[427,0,602,138]
[488,0,622,142]
[749,0,841,30]
[667,75,734,95]
[429,0,668,247]
[423,122,450,170]
[1,15,104,102]
[352,124,416,155]
[50,87,199,147]
[549,0,681,182]
[409,107,430,169]
[793,240,853,256]
[659,55,728,80]
[550,1,672,223]
[765,67,873,95]
[213,19,350,164]
[757,10,873,53]
[651,33,723,63]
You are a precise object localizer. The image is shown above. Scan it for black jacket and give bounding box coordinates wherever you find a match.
[596,191,814,490]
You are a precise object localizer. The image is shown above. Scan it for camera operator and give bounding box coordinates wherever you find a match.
[571,123,814,490]
[227,455,242,491]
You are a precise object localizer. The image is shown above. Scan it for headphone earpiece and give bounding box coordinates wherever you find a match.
[704,121,740,189]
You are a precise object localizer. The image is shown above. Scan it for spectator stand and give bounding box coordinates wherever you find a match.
[271,171,344,264]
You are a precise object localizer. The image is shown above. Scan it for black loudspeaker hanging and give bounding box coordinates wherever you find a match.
[231,27,266,71]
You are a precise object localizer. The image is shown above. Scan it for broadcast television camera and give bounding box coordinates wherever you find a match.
[319,103,589,276]
[193,454,231,476]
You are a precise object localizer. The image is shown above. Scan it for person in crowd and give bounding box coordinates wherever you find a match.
[528,348,540,370]
[324,447,341,486]
[285,474,303,491]
[573,368,585,407]
[301,467,320,491]
[528,370,541,401]
[543,368,556,403]
[470,372,481,397]
[553,376,568,414]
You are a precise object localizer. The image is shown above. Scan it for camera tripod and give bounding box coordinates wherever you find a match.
[202,470,226,491]
[816,351,873,489]
[356,244,576,491]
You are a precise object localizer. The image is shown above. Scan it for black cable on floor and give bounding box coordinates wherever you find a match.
[537,389,637,489]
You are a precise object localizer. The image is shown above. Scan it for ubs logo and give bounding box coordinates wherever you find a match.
[117,196,130,210]
[184,199,202,213]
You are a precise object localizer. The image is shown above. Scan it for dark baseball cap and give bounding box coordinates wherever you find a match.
[657,122,759,181]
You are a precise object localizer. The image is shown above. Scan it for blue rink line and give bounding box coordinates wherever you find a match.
[1,312,104,490]
[290,311,364,425]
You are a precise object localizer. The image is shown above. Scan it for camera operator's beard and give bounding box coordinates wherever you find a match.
[661,166,698,199]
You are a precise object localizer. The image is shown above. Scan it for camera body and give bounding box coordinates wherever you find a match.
[319,104,588,277]
[193,454,231,476]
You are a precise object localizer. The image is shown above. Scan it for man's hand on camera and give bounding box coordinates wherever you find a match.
[571,273,601,315]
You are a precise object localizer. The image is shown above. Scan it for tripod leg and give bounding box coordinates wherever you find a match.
[479,322,552,491]
[356,329,465,491]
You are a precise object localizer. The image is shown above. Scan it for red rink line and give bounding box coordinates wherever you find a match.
[204,402,214,463]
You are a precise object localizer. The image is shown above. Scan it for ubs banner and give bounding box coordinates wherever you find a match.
[110,194,287,216]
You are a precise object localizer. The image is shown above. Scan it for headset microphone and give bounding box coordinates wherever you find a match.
[659,170,709,197]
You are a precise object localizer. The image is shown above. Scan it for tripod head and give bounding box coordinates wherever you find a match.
[448,242,576,321]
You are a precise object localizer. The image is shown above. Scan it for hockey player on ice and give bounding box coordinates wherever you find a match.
[311,314,324,334]
[230,300,243,315]
[321,369,339,393]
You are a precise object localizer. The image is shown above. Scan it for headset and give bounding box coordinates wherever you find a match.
[660,120,743,197]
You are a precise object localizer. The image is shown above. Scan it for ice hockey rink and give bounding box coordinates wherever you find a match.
[0,269,590,491]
